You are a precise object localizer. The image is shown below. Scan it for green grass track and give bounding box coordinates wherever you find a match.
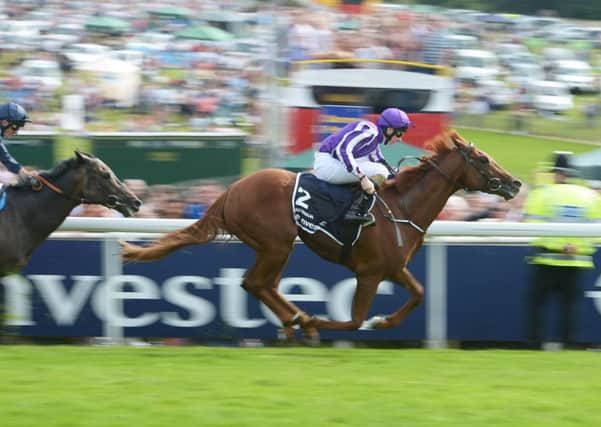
[1,346,600,426]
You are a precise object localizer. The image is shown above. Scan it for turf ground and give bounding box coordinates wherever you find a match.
[1,346,600,427]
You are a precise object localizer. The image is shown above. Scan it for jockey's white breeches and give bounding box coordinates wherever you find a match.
[313,152,389,184]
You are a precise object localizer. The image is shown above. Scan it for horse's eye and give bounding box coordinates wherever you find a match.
[102,172,111,179]
[479,156,489,164]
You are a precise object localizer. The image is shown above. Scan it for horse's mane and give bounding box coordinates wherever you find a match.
[41,157,79,180]
[11,157,79,189]
[382,130,463,194]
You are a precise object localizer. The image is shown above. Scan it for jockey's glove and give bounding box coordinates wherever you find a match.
[18,168,39,187]
[359,175,375,195]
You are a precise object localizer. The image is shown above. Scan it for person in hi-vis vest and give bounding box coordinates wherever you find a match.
[522,151,601,349]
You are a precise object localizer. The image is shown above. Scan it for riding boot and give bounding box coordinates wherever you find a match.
[344,192,374,223]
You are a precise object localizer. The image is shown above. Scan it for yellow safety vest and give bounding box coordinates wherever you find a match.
[522,183,601,268]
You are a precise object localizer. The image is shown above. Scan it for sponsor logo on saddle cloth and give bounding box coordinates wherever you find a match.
[292,172,375,246]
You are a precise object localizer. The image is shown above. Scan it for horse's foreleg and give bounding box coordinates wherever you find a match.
[366,267,424,329]
[307,274,381,330]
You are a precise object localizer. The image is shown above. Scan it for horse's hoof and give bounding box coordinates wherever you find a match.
[303,335,321,347]
[286,311,309,329]
[360,315,387,330]
[277,327,297,345]
[302,329,321,347]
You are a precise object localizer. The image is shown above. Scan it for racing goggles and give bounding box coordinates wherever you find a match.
[8,121,25,131]
[387,126,408,137]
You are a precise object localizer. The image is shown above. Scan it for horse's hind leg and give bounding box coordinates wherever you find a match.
[242,246,311,331]
[364,267,424,329]
[259,270,300,344]
[266,271,320,345]
[244,252,319,344]
[231,226,316,341]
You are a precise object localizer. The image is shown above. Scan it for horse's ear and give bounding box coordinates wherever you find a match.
[449,130,467,149]
[75,150,86,163]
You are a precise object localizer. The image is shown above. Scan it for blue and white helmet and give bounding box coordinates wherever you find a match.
[0,102,31,126]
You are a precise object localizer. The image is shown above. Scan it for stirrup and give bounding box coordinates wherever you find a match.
[361,213,375,227]
[344,211,369,223]
[344,191,374,222]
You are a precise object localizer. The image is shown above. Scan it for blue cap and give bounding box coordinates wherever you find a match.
[0,102,31,125]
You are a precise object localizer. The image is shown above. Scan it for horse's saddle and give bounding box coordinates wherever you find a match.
[292,172,374,246]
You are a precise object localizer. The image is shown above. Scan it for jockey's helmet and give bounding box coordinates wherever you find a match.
[377,108,413,144]
[0,102,31,127]
[0,102,31,137]
[377,108,413,130]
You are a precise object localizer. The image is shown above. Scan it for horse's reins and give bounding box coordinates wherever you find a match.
[34,174,63,194]
[33,173,123,209]
[374,193,423,247]
[376,193,424,233]
[397,144,502,194]
[33,174,86,204]
[378,143,502,246]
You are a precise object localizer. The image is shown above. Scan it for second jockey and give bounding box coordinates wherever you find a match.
[313,107,414,223]
[0,102,35,184]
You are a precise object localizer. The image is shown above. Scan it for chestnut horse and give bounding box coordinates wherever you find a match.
[121,131,521,341]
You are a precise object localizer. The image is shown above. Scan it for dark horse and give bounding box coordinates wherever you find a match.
[0,151,141,277]
[121,131,521,341]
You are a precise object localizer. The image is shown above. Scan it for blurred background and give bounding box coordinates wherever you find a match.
[1,0,599,221]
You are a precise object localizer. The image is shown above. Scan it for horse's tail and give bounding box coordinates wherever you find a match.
[121,190,229,262]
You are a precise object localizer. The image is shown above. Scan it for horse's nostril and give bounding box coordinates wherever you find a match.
[514,180,522,188]
[134,199,142,208]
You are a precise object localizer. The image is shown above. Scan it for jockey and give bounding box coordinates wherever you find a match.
[0,102,35,183]
[313,107,414,223]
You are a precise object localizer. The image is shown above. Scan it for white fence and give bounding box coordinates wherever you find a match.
[57,217,601,238]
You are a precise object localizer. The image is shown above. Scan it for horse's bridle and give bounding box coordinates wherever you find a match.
[33,174,120,208]
[421,143,502,193]
[382,143,504,245]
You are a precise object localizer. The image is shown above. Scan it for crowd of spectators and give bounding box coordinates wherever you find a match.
[0,1,480,134]
[68,178,226,219]
[3,1,599,127]
[284,7,450,67]
[437,186,529,223]
[1,1,272,133]
[1,1,599,221]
